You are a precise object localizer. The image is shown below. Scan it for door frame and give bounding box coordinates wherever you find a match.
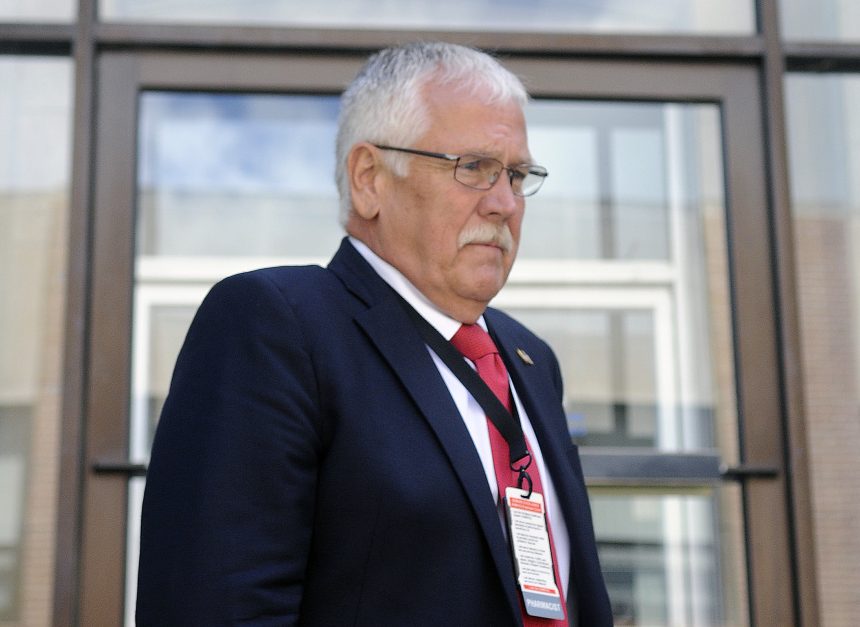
[76,50,797,625]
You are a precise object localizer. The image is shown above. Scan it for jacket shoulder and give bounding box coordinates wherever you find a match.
[204,264,343,310]
[216,264,332,292]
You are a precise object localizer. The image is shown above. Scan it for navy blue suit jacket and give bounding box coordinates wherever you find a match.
[136,238,612,626]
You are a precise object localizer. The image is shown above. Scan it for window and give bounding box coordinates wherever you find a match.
[99,0,754,34]
[785,72,860,623]
[0,56,72,625]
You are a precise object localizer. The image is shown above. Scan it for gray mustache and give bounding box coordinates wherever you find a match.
[457,224,514,253]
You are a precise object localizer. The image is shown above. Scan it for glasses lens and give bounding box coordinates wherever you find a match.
[516,166,548,197]
[454,156,547,196]
[454,156,502,190]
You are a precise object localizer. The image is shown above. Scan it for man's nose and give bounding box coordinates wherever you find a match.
[479,170,520,218]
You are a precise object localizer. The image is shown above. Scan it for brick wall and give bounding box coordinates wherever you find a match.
[795,215,860,627]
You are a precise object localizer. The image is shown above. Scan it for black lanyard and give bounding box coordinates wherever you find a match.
[398,298,534,493]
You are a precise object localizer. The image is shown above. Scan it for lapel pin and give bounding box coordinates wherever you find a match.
[516,348,534,365]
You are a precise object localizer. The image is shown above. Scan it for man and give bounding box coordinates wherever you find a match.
[137,42,612,626]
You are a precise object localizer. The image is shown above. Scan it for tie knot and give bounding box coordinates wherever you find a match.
[451,324,498,362]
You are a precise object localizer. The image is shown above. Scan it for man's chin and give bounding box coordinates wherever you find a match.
[460,242,520,271]
[459,272,509,303]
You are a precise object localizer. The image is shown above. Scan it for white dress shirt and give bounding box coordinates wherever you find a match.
[349,237,570,596]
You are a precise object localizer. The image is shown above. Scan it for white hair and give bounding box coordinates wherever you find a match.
[335,42,529,226]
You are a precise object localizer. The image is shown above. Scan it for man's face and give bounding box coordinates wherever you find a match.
[372,82,530,323]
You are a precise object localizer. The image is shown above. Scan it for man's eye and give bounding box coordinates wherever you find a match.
[510,169,527,181]
[459,158,483,171]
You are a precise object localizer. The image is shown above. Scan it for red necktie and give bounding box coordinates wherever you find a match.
[451,324,568,626]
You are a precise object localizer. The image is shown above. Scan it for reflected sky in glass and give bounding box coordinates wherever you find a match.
[137,92,342,258]
[139,93,339,195]
[137,92,723,265]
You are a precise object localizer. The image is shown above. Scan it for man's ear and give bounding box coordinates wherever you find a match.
[348,143,384,220]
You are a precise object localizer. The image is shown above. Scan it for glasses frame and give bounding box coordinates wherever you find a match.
[373,144,548,197]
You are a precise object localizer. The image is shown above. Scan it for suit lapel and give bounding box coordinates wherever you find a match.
[328,239,522,622]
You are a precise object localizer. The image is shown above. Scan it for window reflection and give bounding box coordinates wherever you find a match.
[138,92,341,259]
[144,305,197,451]
[128,91,745,626]
[785,73,860,627]
[522,101,722,262]
[591,487,747,626]
[0,56,71,625]
[507,101,736,459]
[101,0,754,34]
[781,0,860,42]
[0,0,73,21]
[128,93,344,623]
[134,91,343,460]
[513,309,663,447]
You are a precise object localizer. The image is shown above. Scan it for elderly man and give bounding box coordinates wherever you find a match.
[136,42,612,626]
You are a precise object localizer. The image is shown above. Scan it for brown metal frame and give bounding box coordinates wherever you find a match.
[4,1,855,624]
[79,50,789,626]
[53,1,96,626]
[79,51,366,627]
[758,2,819,625]
[511,57,793,625]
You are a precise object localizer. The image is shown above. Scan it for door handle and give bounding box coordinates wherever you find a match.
[92,460,148,477]
[719,464,779,480]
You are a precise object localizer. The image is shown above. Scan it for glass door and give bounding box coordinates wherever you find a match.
[126,89,345,626]
[82,52,792,626]
[497,100,745,625]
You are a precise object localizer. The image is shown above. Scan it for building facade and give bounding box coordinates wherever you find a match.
[1,1,859,625]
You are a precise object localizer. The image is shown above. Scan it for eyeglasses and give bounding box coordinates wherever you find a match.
[373,144,548,197]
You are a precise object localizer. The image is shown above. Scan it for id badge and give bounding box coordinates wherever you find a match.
[504,487,565,620]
